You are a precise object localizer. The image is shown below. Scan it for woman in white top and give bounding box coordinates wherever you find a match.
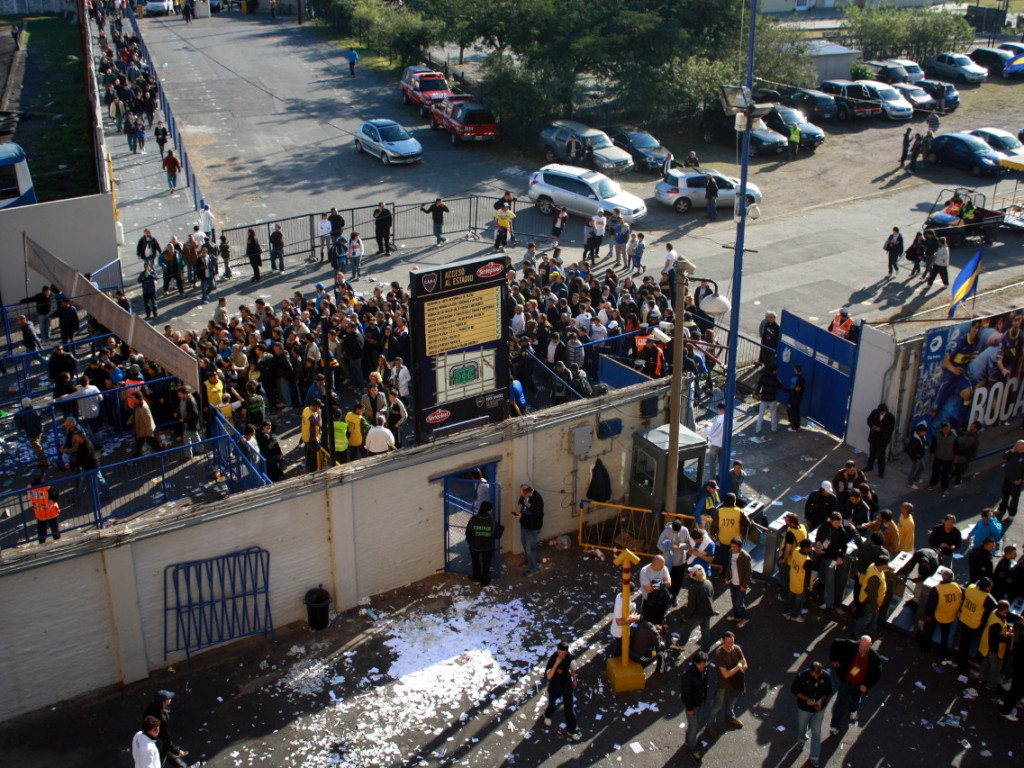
[927,236,950,288]
[348,230,365,279]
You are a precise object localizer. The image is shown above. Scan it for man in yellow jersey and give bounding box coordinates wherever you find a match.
[493,203,516,252]
[896,502,916,553]
[920,567,962,658]
[779,512,808,603]
[784,539,816,622]
[854,556,889,638]
[955,576,995,671]
[711,493,746,572]
[979,600,1012,690]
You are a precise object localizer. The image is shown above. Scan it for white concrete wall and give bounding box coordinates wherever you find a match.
[0,380,668,721]
[0,192,117,303]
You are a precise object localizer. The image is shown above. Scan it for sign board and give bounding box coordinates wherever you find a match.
[409,256,510,442]
[910,309,1024,440]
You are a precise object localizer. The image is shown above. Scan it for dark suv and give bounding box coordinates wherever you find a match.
[701,104,787,157]
[784,89,838,120]
[866,61,910,84]
[818,80,883,120]
[970,47,1015,78]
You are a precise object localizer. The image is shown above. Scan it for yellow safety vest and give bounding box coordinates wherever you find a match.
[979,613,1008,659]
[781,524,808,564]
[933,581,964,625]
[789,549,810,595]
[859,563,887,608]
[958,584,990,630]
[716,506,743,543]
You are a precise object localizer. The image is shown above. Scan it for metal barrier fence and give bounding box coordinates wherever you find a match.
[577,499,696,556]
[122,7,202,213]
[0,414,270,551]
[208,410,269,484]
[0,332,159,411]
[0,284,122,358]
[220,197,558,273]
[1,375,181,473]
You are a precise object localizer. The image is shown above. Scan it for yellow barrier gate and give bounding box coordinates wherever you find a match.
[578,500,696,557]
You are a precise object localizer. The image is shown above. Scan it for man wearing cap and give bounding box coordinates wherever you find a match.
[15,396,46,464]
[544,640,582,741]
[803,481,836,531]
[132,715,162,768]
[144,690,188,767]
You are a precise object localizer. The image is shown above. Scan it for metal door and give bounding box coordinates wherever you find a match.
[443,465,502,578]
[778,310,859,438]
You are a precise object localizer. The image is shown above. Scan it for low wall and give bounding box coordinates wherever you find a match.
[0,378,672,721]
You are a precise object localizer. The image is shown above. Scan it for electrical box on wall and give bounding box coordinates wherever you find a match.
[598,419,622,439]
[641,397,660,419]
[571,425,594,455]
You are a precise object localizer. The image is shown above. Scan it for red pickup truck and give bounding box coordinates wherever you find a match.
[429,96,498,145]
[400,65,454,116]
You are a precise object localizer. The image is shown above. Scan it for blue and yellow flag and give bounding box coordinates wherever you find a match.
[947,246,982,318]
[1004,54,1024,78]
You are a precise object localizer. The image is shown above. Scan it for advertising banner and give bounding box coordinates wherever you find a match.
[910,308,1024,438]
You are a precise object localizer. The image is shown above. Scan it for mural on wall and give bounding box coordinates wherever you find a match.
[910,308,1024,439]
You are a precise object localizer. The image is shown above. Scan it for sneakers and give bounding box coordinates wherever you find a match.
[849,713,858,726]
[736,619,749,629]
[705,728,720,740]
[727,717,743,728]
[544,717,552,727]
[1001,710,1020,722]
[829,727,839,736]
[810,759,821,767]
[786,615,806,623]
[570,730,582,742]
[796,739,806,751]
[690,750,703,764]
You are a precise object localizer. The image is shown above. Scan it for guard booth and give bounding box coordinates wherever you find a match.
[628,423,706,515]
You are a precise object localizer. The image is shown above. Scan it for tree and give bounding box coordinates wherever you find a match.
[754,17,817,89]
[844,5,973,61]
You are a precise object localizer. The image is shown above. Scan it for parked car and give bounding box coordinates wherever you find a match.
[970,47,1016,78]
[783,88,838,120]
[536,120,634,174]
[654,168,763,214]
[970,127,1024,160]
[856,80,914,120]
[210,0,222,12]
[701,105,787,156]
[602,126,670,172]
[353,119,422,166]
[527,164,646,223]
[888,58,925,83]
[818,80,883,120]
[923,53,987,84]
[891,83,936,112]
[998,42,1024,57]
[144,0,174,15]
[761,106,825,150]
[399,66,454,115]
[927,133,1006,176]
[865,61,909,84]
[918,79,961,111]
[429,96,497,145]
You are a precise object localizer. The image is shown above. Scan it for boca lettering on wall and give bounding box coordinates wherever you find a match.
[910,308,1024,439]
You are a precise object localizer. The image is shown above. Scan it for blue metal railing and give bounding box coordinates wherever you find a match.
[0,284,124,358]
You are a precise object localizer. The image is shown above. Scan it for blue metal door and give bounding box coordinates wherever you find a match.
[442,463,502,578]
[778,311,858,438]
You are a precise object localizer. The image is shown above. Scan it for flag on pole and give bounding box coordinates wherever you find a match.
[947,246,983,319]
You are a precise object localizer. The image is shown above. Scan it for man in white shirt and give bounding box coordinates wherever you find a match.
[639,555,672,594]
[574,303,593,336]
[592,210,608,253]
[132,717,162,768]
[71,375,103,435]
[317,212,333,261]
[390,357,413,402]
[706,402,726,480]
[511,304,526,336]
[364,414,396,455]
[611,591,641,655]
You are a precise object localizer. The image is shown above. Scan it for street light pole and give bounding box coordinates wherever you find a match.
[718,0,759,487]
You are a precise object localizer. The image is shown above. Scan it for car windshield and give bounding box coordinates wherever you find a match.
[814,95,832,107]
[964,136,993,154]
[951,55,972,67]
[878,87,899,100]
[378,124,411,142]
[989,134,1022,150]
[628,132,660,149]
[595,177,621,198]
[777,107,800,123]
[752,118,769,131]
[419,79,447,91]
[587,133,613,149]
[904,86,927,99]
[905,65,923,76]
[944,85,957,96]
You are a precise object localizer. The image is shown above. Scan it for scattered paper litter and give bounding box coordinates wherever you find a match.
[623,702,660,717]
[915,681,927,691]
[957,674,969,684]
[629,742,644,754]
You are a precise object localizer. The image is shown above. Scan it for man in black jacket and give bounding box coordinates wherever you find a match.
[997,440,1024,520]
[754,363,781,436]
[136,229,161,264]
[465,501,502,587]
[515,484,544,576]
[815,512,855,610]
[143,690,188,767]
[790,661,834,767]
[829,635,882,734]
[680,650,710,762]
[804,481,838,531]
[928,514,963,567]
[372,202,392,255]
[864,403,895,478]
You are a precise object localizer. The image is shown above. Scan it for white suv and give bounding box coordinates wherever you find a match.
[527,164,647,223]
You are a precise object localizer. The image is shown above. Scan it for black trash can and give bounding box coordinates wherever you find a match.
[304,585,331,630]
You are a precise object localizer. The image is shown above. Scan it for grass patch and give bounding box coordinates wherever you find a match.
[14,15,97,201]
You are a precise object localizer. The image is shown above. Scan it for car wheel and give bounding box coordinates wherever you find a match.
[673,197,692,214]
[927,152,938,164]
[749,144,759,158]
[419,105,428,118]
[544,147,557,162]
[430,118,439,131]
[355,140,363,154]
[957,74,967,84]
[380,152,391,167]
[535,197,556,215]
[745,194,756,205]
[450,131,458,146]
[971,164,982,177]
[703,129,715,144]
[838,105,850,120]
[402,93,410,105]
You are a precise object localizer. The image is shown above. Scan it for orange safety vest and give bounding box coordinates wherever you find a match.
[28,485,59,520]
[831,314,853,339]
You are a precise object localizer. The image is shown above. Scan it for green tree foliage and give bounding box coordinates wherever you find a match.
[479,55,558,149]
[755,17,817,88]
[843,5,974,61]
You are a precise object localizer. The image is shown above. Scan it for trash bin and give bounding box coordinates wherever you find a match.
[304,585,331,630]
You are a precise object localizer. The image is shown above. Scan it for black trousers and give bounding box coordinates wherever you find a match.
[375,229,390,254]
[36,517,60,543]
[866,441,887,476]
[999,479,1022,518]
[788,399,802,430]
[470,548,493,586]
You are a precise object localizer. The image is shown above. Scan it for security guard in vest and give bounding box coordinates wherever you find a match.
[828,308,854,340]
[921,567,963,657]
[855,556,889,637]
[956,577,996,670]
[779,512,808,600]
[979,600,1012,690]
[465,501,503,587]
[788,123,801,162]
[27,470,61,544]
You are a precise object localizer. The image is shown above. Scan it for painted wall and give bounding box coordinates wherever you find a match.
[0,380,668,721]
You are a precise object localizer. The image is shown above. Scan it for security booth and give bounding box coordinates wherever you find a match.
[628,423,706,515]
